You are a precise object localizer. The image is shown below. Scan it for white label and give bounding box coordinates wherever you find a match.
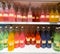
[48,40,52,44]
[40,15,45,18]
[32,38,35,41]
[26,38,30,41]
[17,15,22,18]
[0,13,2,16]
[36,40,40,44]
[56,43,60,47]
[51,15,54,18]
[15,40,19,44]
[42,40,46,44]
[4,39,8,43]
[20,40,24,43]
[46,15,49,18]
[3,14,8,17]
[9,42,14,46]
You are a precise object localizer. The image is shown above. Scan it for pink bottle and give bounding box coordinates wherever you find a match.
[14,26,20,48]
[16,8,22,22]
[19,26,25,48]
[27,5,32,22]
[3,3,9,22]
[8,3,16,22]
[40,9,45,22]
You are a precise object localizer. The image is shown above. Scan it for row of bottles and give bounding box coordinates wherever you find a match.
[0,2,60,22]
[0,25,60,51]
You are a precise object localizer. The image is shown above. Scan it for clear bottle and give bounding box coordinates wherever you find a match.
[3,25,9,48]
[0,26,4,50]
[3,3,9,21]
[9,3,16,22]
[14,26,20,48]
[19,26,25,48]
[8,26,14,51]
[53,27,60,51]
[0,2,4,21]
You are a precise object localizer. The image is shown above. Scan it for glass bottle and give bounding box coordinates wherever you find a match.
[41,26,46,48]
[3,25,9,48]
[8,26,14,51]
[19,26,25,48]
[14,26,20,48]
[35,26,41,48]
[46,26,52,48]
[9,3,16,22]
[53,27,60,51]
[3,3,9,21]
[0,26,4,50]
[0,2,3,21]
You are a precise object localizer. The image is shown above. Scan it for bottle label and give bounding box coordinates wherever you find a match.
[0,40,3,44]
[46,15,49,18]
[32,38,35,41]
[42,40,46,44]
[20,40,24,43]
[9,42,14,46]
[17,15,22,18]
[48,40,52,44]
[40,15,45,18]
[36,40,40,44]
[51,15,54,18]
[15,40,19,44]
[3,13,8,17]
[26,38,30,41]
[4,39,8,43]
[0,13,2,17]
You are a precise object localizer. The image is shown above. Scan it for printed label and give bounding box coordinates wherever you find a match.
[9,42,14,46]
[48,40,52,44]
[32,38,35,41]
[20,40,24,43]
[4,39,8,43]
[15,40,19,44]
[36,40,40,44]
[0,40,3,43]
[51,15,54,18]
[42,40,46,44]
[56,43,60,47]
[26,38,30,41]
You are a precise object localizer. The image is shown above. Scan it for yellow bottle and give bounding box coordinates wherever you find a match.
[49,9,59,22]
[8,26,14,51]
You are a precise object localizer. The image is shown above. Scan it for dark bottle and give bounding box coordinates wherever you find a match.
[41,26,46,48]
[46,26,52,48]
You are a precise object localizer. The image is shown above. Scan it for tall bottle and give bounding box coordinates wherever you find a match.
[41,26,46,48]
[40,9,45,22]
[19,26,25,48]
[8,26,14,51]
[3,25,9,48]
[9,3,16,22]
[3,3,9,21]
[16,8,22,22]
[0,26,4,50]
[46,26,52,48]
[27,4,32,22]
[53,27,60,51]
[14,26,20,48]
[35,26,41,48]
[0,2,3,21]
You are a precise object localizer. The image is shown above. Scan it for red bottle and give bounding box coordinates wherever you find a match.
[45,9,49,22]
[14,26,20,48]
[25,32,31,45]
[31,33,35,45]
[16,8,22,22]
[40,9,45,22]
[19,26,25,48]
[9,3,16,22]
[3,3,9,22]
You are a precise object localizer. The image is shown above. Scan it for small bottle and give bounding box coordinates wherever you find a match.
[41,26,46,48]
[16,8,22,22]
[25,32,31,45]
[19,26,25,48]
[14,26,20,48]
[0,26,4,50]
[46,26,52,48]
[0,2,4,21]
[8,26,14,51]
[27,4,32,22]
[53,27,60,51]
[35,26,41,48]
[3,25,9,48]
[40,9,45,22]
[9,3,16,22]
[3,3,9,21]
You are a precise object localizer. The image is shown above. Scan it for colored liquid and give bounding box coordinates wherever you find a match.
[8,31,14,51]
[14,32,20,48]
[19,32,25,48]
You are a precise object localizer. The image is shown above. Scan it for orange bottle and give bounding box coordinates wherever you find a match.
[8,26,14,51]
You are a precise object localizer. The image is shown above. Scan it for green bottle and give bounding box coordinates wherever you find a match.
[53,27,60,51]
[3,26,9,48]
[0,26,4,50]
